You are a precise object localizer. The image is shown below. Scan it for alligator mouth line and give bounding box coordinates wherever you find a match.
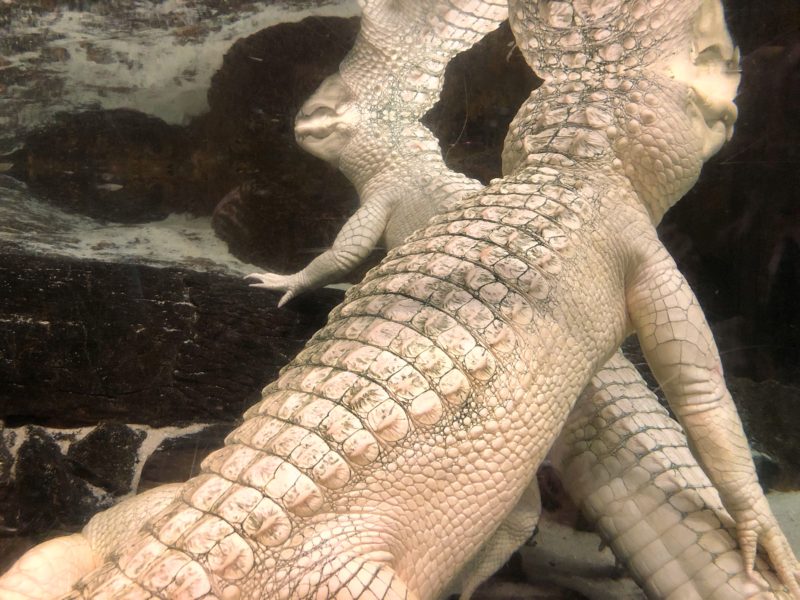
[689,84,738,142]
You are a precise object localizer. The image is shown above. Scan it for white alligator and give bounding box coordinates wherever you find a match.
[1,1,798,599]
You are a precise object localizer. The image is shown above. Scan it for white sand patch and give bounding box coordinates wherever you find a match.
[0,178,260,275]
[129,423,213,494]
[0,0,359,147]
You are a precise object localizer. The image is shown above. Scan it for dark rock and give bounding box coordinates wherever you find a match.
[204,16,359,144]
[198,16,362,270]
[7,427,107,536]
[66,422,146,495]
[0,17,528,275]
[0,421,234,569]
[0,422,150,568]
[79,41,116,64]
[211,179,377,276]
[0,429,14,546]
[8,109,190,223]
[0,252,343,428]
[423,21,540,183]
[39,46,70,63]
[138,423,231,491]
[465,580,576,599]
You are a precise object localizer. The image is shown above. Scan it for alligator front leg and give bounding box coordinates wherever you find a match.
[626,244,800,596]
[553,352,793,599]
[245,0,505,302]
[246,191,394,306]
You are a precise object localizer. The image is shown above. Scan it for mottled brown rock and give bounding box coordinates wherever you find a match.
[7,428,101,535]
[423,21,540,183]
[211,179,381,276]
[7,110,189,222]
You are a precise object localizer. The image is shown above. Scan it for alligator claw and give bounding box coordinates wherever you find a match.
[732,494,800,598]
[246,272,300,307]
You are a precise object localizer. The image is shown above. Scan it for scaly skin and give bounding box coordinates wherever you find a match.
[2,1,799,599]
[1,357,790,599]
[252,0,797,597]
[553,352,792,599]
[246,0,503,306]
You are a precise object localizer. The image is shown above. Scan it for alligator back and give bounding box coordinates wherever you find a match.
[69,165,638,600]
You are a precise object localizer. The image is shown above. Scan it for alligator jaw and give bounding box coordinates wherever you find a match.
[662,0,741,160]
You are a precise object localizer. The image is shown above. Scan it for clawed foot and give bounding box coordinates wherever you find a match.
[246,272,300,307]
[732,492,800,598]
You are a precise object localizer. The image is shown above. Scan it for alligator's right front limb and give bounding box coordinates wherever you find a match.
[247,0,505,302]
[553,352,792,599]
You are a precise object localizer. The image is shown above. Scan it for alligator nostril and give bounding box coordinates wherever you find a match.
[295,106,339,139]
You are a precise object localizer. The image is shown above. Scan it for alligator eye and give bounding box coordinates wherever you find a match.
[308,106,337,120]
[727,46,742,73]
[693,43,725,65]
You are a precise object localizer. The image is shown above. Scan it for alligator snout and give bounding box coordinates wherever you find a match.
[295,106,341,139]
[294,73,360,164]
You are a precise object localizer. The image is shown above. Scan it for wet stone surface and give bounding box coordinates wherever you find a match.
[0,252,342,427]
[7,427,108,537]
[6,110,190,223]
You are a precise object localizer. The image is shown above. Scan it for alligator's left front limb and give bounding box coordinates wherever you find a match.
[247,194,395,307]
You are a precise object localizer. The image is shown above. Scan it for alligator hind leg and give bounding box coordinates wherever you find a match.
[552,351,790,598]
[292,554,420,600]
[453,480,542,600]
